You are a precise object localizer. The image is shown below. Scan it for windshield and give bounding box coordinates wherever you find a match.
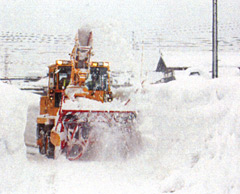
[85,67,108,91]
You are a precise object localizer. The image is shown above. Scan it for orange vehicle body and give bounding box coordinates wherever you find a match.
[36,29,113,157]
[35,29,137,160]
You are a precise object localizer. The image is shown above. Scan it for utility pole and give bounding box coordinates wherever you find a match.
[212,0,218,78]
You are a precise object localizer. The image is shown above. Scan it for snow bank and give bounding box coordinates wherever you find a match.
[134,76,240,193]
[0,82,39,193]
[1,74,240,194]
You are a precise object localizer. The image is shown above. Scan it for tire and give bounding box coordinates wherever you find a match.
[36,124,46,154]
[36,124,55,158]
[46,130,55,159]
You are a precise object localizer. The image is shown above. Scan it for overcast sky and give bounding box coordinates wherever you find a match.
[1,0,239,35]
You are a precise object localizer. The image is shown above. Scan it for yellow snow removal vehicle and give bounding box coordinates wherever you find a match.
[36,28,138,160]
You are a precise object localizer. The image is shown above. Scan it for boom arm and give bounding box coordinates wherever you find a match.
[70,28,93,69]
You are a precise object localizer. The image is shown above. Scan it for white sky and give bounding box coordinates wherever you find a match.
[0,0,239,35]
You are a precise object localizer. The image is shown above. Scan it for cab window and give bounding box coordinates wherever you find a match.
[57,66,71,90]
[85,67,108,91]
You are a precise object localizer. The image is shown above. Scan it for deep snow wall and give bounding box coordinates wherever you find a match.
[0,82,38,193]
[1,76,240,194]
[135,76,240,193]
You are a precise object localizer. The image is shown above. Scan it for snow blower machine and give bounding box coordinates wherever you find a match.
[36,28,139,160]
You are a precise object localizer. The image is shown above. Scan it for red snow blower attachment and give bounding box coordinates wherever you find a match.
[51,106,136,160]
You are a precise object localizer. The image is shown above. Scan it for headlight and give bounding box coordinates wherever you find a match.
[104,62,109,67]
[56,60,63,65]
[92,62,98,67]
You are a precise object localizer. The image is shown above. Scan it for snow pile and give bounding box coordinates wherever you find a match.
[1,73,240,193]
[134,76,240,193]
[0,82,38,193]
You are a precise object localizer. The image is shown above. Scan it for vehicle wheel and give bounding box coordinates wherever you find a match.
[36,124,46,155]
[46,131,55,158]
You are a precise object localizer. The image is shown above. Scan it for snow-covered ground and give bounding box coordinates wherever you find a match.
[1,0,240,193]
[1,73,240,193]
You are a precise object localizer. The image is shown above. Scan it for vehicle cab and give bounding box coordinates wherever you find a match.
[85,61,113,102]
[39,60,72,117]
